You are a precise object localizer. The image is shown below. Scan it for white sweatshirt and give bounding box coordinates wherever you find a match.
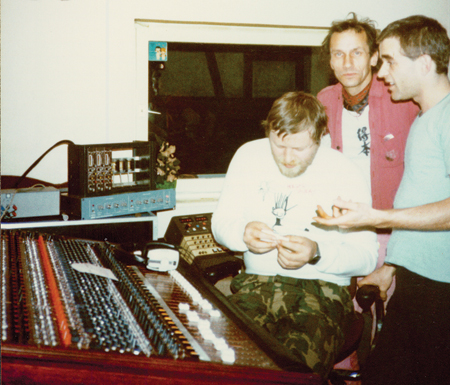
[212,138,378,286]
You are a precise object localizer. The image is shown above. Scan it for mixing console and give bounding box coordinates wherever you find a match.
[2,230,196,359]
[1,229,321,385]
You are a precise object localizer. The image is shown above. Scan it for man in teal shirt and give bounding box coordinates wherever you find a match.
[314,15,450,385]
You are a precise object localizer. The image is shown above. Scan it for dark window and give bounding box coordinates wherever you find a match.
[148,42,329,175]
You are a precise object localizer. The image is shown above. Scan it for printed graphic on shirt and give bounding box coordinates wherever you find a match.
[357,126,370,156]
[257,181,312,235]
[341,106,372,189]
[342,107,371,159]
[272,193,295,230]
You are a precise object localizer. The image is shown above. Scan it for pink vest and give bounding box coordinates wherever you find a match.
[317,77,419,210]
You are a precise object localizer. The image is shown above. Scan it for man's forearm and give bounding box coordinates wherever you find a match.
[373,197,450,231]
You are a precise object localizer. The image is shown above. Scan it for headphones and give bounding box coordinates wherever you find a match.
[142,242,179,272]
[115,242,180,272]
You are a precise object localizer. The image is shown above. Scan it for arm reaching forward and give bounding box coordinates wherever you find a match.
[314,197,450,231]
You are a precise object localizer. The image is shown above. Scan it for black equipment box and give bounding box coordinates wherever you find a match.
[68,140,156,198]
[164,213,243,284]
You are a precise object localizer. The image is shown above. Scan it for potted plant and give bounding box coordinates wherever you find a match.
[155,140,180,190]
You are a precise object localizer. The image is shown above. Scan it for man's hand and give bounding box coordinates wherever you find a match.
[243,222,278,254]
[276,236,317,269]
[314,198,378,229]
[358,264,397,301]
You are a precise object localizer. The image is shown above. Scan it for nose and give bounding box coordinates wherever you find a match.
[284,148,295,164]
[378,62,388,78]
[343,54,353,68]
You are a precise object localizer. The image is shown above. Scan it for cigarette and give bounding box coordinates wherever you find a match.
[260,229,289,241]
[260,238,277,243]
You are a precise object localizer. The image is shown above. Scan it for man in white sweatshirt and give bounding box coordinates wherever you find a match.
[212,91,377,378]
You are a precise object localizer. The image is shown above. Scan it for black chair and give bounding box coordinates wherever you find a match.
[328,283,385,384]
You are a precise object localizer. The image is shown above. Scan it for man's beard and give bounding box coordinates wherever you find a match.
[275,157,315,178]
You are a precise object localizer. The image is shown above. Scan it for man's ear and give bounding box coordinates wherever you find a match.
[418,54,434,75]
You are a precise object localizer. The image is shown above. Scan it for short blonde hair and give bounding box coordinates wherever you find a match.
[262,91,328,143]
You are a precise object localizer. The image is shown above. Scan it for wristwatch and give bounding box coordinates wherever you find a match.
[308,243,321,265]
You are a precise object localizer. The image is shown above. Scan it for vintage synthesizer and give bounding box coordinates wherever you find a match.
[1,229,321,385]
[164,213,243,284]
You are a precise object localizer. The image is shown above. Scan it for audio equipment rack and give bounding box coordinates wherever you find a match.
[64,140,176,220]
[68,141,156,198]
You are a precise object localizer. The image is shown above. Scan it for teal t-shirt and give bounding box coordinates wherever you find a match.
[386,93,450,283]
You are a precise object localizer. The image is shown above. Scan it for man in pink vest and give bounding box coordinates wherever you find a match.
[318,13,418,212]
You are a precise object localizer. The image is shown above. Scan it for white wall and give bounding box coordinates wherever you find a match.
[2,0,449,184]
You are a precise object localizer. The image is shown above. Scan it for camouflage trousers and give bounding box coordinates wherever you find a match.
[229,273,354,378]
